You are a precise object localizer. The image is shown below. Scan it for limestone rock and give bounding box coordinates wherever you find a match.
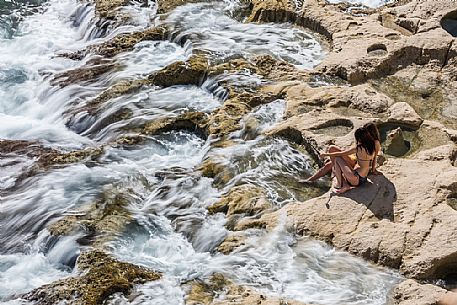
[81,79,147,116]
[65,26,169,60]
[0,139,109,191]
[156,0,202,14]
[247,0,457,83]
[388,102,424,128]
[0,139,55,158]
[393,279,447,305]
[439,291,457,305]
[207,184,272,217]
[209,55,309,84]
[23,251,160,305]
[252,54,310,81]
[51,58,117,87]
[371,66,456,129]
[284,84,392,117]
[95,0,129,19]
[198,157,234,186]
[41,147,105,166]
[207,90,278,138]
[141,111,209,138]
[148,54,209,87]
[76,55,208,118]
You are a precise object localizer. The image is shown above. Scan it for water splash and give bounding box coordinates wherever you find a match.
[166,2,326,69]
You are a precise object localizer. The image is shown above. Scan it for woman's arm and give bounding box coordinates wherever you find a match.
[372,141,382,174]
[371,150,378,172]
[320,146,356,158]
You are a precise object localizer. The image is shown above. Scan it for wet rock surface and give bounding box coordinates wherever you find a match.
[95,0,129,19]
[51,58,117,88]
[216,232,247,254]
[156,0,203,14]
[185,274,312,305]
[208,184,271,217]
[47,190,133,247]
[63,26,169,60]
[23,251,161,305]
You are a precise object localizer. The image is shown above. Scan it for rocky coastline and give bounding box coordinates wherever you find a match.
[2,0,457,303]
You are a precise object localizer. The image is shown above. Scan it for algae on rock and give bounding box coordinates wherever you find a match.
[48,189,133,248]
[23,251,161,305]
[186,273,312,305]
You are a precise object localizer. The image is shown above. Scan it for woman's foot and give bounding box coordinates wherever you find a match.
[333,184,354,194]
[298,177,317,184]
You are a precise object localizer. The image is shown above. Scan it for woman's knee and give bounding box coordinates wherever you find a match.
[328,145,341,153]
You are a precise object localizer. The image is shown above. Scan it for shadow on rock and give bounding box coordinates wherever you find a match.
[332,174,397,221]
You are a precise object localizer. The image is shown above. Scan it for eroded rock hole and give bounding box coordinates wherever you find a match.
[379,123,418,157]
[441,10,457,37]
[311,119,354,137]
[441,273,457,291]
[385,33,400,40]
[367,43,388,57]
[448,192,457,210]
[433,254,457,291]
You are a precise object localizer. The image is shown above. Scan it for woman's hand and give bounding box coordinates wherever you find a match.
[319,152,328,159]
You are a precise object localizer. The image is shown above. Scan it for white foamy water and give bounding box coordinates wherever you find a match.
[0,232,80,302]
[0,0,95,146]
[112,40,191,82]
[109,212,400,305]
[79,84,221,141]
[0,253,69,299]
[0,0,167,147]
[166,2,326,69]
[0,0,401,304]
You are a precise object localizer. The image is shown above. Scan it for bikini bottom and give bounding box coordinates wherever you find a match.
[349,171,367,187]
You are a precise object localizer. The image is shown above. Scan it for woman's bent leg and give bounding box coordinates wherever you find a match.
[332,158,344,189]
[334,157,359,193]
[306,160,332,182]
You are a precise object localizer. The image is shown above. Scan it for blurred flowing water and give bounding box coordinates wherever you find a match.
[0,0,401,304]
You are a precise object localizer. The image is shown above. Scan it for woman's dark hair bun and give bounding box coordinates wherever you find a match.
[354,127,375,155]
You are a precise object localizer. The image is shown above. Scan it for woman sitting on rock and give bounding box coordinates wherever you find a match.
[320,127,376,193]
[304,122,382,183]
